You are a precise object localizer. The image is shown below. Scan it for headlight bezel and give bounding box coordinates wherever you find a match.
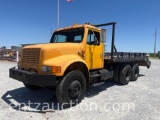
[42,66,52,73]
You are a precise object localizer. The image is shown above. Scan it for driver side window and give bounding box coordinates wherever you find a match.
[87,30,100,45]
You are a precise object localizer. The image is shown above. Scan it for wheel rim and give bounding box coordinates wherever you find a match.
[68,80,82,99]
[126,70,131,81]
[135,68,139,78]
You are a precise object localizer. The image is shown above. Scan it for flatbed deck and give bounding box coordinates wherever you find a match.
[104,52,151,68]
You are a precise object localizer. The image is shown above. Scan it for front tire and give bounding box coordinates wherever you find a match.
[56,70,86,107]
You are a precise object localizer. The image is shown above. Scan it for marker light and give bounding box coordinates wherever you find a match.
[52,66,61,73]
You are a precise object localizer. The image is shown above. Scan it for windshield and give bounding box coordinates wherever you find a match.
[50,28,84,43]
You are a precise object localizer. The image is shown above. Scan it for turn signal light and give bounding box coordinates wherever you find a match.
[52,66,61,73]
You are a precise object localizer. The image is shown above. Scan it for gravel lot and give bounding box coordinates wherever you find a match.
[0,59,160,120]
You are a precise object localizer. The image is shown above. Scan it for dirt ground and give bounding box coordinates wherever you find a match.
[0,59,160,120]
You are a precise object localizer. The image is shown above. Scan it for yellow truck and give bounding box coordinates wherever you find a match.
[9,22,151,105]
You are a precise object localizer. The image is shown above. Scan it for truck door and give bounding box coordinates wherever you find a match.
[85,29,104,69]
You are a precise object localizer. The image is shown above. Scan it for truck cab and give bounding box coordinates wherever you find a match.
[18,23,105,76]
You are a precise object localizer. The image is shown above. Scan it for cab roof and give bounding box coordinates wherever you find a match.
[54,23,101,32]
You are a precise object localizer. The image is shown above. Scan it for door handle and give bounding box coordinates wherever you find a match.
[100,54,102,59]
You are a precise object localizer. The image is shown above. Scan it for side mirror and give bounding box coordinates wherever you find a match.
[101,29,106,43]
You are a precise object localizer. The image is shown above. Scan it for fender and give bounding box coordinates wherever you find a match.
[42,55,88,76]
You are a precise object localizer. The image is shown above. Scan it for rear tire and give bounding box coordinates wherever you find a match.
[56,70,86,107]
[119,65,131,85]
[24,83,42,90]
[112,65,121,83]
[131,64,139,81]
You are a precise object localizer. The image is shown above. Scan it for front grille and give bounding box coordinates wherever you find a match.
[21,48,41,71]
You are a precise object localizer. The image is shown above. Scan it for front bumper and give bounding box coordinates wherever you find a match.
[9,67,57,86]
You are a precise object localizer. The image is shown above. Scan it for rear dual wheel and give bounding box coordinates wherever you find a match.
[112,65,121,83]
[119,65,131,85]
[130,64,139,81]
[113,63,139,85]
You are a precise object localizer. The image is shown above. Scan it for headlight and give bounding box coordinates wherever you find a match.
[42,66,61,73]
[42,66,51,72]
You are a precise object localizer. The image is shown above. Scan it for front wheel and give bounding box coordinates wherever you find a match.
[56,70,86,107]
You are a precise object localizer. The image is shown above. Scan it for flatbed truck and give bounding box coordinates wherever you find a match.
[9,22,151,105]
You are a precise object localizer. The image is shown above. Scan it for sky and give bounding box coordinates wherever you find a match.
[0,0,160,53]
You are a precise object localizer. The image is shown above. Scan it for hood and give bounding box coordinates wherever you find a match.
[23,43,82,60]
